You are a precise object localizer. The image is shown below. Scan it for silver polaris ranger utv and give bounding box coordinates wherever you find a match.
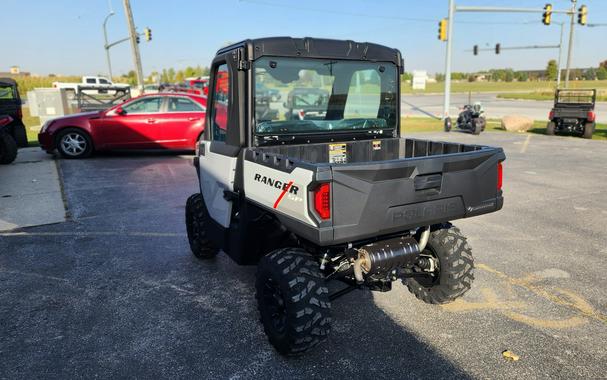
[185,37,506,355]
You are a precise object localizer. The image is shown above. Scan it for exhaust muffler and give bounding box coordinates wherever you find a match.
[353,236,420,283]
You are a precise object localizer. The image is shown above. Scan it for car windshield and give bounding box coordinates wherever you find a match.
[254,57,398,135]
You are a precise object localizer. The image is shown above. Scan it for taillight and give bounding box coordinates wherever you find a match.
[587,111,595,122]
[497,162,503,191]
[16,107,22,119]
[314,183,331,220]
[549,110,554,120]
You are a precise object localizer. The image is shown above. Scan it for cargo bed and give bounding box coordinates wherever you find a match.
[245,137,505,246]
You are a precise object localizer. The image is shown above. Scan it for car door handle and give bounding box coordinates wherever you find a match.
[187,117,201,121]
[147,118,157,123]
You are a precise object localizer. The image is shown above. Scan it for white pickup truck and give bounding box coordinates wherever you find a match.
[52,76,130,94]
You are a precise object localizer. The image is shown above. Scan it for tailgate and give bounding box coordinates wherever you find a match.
[330,145,505,244]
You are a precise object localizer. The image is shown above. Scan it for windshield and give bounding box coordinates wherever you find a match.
[254,57,398,135]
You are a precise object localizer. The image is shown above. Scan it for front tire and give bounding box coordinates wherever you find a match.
[185,193,218,259]
[473,118,483,135]
[444,117,452,132]
[255,248,331,356]
[0,133,18,164]
[56,128,93,159]
[404,224,474,304]
[546,122,556,136]
[582,122,595,139]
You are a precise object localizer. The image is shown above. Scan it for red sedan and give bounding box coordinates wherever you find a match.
[38,93,206,159]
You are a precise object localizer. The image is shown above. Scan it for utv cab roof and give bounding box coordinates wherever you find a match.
[217,37,403,69]
[0,77,18,86]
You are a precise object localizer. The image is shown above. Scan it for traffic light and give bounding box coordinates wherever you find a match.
[578,5,587,25]
[438,19,447,41]
[495,43,501,54]
[144,27,152,41]
[136,35,140,44]
[542,4,552,25]
[473,45,478,55]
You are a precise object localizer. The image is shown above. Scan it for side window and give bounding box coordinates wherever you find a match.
[210,64,229,141]
[86,78,96,84]
[122,97,163,114]
[168,97,204,112]
[99,78,109,84]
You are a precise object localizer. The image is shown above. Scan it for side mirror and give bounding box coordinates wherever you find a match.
[116,106,126,115]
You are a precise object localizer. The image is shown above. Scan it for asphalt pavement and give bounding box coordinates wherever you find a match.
[402,92,607,123]
[1,133,606,379]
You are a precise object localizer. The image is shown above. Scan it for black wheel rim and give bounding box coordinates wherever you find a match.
[262,277,287,334]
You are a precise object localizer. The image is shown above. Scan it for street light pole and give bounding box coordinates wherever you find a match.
[103,11,115,80]
[565,0,577,87]
[442,0,455,120]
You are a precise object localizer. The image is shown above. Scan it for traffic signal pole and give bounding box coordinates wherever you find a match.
[442,0,455,120]
[441,2,580,120]
[123,0,144,92]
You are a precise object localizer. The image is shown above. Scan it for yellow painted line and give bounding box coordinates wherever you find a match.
[475,263,607,327]
[0,231,186,237]
[520,134,532,153]
[442,288,526,312]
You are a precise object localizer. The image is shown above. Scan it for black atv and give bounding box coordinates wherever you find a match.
[445,102,485,135]
[547,89,596,139]
[0,78,28,164]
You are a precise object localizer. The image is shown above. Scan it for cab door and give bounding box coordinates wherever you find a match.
[198,57,241,228]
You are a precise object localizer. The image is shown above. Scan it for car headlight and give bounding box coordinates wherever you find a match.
[40,120,50,133]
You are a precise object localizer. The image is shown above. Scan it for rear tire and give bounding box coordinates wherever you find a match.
[56,128,93,159]
[546,122,556,136]
[185,193,219,259]
[0,132,18,164]
[255,248,331,356]
[582,122,595,139]
[404,224,474,304]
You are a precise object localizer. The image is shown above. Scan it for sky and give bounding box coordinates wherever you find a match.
[1,0,606,77]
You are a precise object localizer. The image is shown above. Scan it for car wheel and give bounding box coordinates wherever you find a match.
[56,128,93,159]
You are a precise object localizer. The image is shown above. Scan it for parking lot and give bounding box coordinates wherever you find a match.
[1,131,606,379]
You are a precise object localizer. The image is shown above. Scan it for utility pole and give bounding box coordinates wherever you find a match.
[442,0,455,120]
[557,22,564,88]
[565,0,577,87]
[123,0,144,92]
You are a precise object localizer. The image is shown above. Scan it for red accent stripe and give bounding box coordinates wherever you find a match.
[273,181,293,209]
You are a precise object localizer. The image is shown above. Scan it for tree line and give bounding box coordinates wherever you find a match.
[413,59,607,82]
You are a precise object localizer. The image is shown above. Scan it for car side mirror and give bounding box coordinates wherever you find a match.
[116,106,126,115]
